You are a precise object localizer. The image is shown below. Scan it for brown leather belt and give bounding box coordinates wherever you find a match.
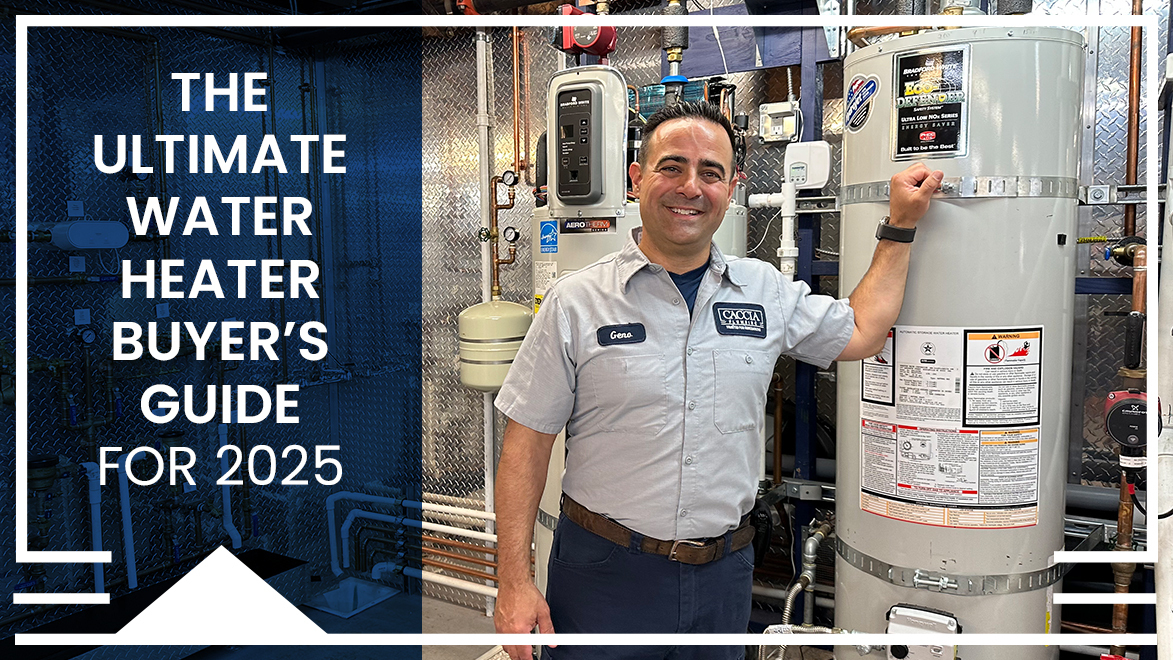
[560,495,755,566]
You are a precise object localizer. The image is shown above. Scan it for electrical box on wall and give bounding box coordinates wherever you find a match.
[759,101,800,143]
[546,65,629,222]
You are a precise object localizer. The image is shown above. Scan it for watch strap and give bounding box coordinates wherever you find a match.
[875,216,916,243]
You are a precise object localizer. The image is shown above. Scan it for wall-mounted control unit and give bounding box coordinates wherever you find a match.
[783,140,832,189]
[546,65,628,222]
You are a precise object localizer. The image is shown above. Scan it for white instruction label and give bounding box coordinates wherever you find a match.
[859,325,1042,529]
[534,261,558,298]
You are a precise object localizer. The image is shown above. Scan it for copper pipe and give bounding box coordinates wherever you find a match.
[1062,621,1117,634]
[1110,470,1136,653]
[628,85,640,116]
[521,28,532,183]
[846,26,929,48]
[422,557,499,583]
[422,533,498,556]
[489,175,517,299]
[773,372,783,483]
[1130,245,1146,314]
[425,546,498,569]
[512,27,523,175]
[1123,0,1143,236]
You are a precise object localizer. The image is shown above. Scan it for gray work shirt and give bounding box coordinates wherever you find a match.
[496,230,854,541]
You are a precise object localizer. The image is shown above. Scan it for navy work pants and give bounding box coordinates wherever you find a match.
[541,514,754,660]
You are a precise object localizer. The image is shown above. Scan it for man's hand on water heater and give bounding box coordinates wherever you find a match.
[888,163,944,228]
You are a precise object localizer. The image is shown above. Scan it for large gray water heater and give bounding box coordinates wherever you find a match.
[836,27,1085,659]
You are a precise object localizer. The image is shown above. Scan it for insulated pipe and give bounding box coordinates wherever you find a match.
[82,463,104,593]
[476,27,494,304]
[115,452,143,589]
[218,423,242,549]
[326,491,405,575]
[340,510,415,569]
[424,492,486,510]
[370,561,403,581]
[1123,0,1143,236]
[404,566,499,598]
[1158,155,1173,654]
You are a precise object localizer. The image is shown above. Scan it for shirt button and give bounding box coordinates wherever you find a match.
[679,509,688,518]
[685,455,694,465]
[745,355,754,364]
[687,401,696,410]
[673,298,681,305]
[687,347,694,356]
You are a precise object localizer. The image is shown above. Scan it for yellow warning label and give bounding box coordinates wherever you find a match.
[533,295,543,313]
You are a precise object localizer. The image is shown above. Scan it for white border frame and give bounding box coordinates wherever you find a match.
[13,11,1160,648]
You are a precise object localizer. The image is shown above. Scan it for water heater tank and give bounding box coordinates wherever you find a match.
[836,27,1085,658]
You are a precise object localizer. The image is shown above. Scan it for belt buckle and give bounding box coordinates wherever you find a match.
[668,539,707,562]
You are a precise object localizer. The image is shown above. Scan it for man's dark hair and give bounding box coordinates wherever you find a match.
[638,101,737,169]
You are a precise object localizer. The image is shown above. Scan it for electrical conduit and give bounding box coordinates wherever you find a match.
[81,463,104,593]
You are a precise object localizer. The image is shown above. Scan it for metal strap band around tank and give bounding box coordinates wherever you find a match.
[835,537,1065,596]
[459,358,517,365]
[537,507,559,532]
[459,335,528,344]
[840,176,1080,205]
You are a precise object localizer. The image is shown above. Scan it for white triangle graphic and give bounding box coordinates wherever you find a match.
[114,546,328,644]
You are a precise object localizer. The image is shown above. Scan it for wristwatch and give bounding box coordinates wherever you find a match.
[875,216,916,243]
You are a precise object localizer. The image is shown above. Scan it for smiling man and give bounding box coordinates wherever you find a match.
[493,101,943,660]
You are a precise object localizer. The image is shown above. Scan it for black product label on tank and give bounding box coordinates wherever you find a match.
[561,218,615,233]
[893,48,968,159]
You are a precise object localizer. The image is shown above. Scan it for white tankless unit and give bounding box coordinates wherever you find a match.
[835,27,1085,659]
[528,65,748,591]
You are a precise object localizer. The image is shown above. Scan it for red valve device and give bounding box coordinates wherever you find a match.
[556,5,618,58]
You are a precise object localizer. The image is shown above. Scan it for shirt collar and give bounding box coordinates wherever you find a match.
[616,227,747,292]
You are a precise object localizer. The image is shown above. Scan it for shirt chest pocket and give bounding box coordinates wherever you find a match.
[713,349,775,434]
[582,353,668,433]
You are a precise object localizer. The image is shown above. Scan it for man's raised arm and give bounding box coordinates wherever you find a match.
[838,163,944,362]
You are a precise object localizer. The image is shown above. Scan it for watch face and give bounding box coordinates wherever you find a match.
[573,26,598,47]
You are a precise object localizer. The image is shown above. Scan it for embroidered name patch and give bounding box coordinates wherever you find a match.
[713,303,766,338]
[597,323,646,346]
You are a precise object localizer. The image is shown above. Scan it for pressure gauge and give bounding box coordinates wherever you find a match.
[501,170,519,187]
[78,328,97,345]
[502,226,520,243]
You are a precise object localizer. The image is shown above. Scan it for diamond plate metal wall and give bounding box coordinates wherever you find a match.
[4,18,425,640]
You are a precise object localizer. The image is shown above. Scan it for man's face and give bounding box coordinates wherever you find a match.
[629,117,738,259]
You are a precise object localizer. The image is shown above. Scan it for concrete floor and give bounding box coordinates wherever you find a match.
[183,593,830,660]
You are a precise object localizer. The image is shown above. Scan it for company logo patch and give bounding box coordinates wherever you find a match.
[713,303,766,338]
[845,75,879,134]
[919,130,936,141]
[597,323,646,346]
[539,220,558,253]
